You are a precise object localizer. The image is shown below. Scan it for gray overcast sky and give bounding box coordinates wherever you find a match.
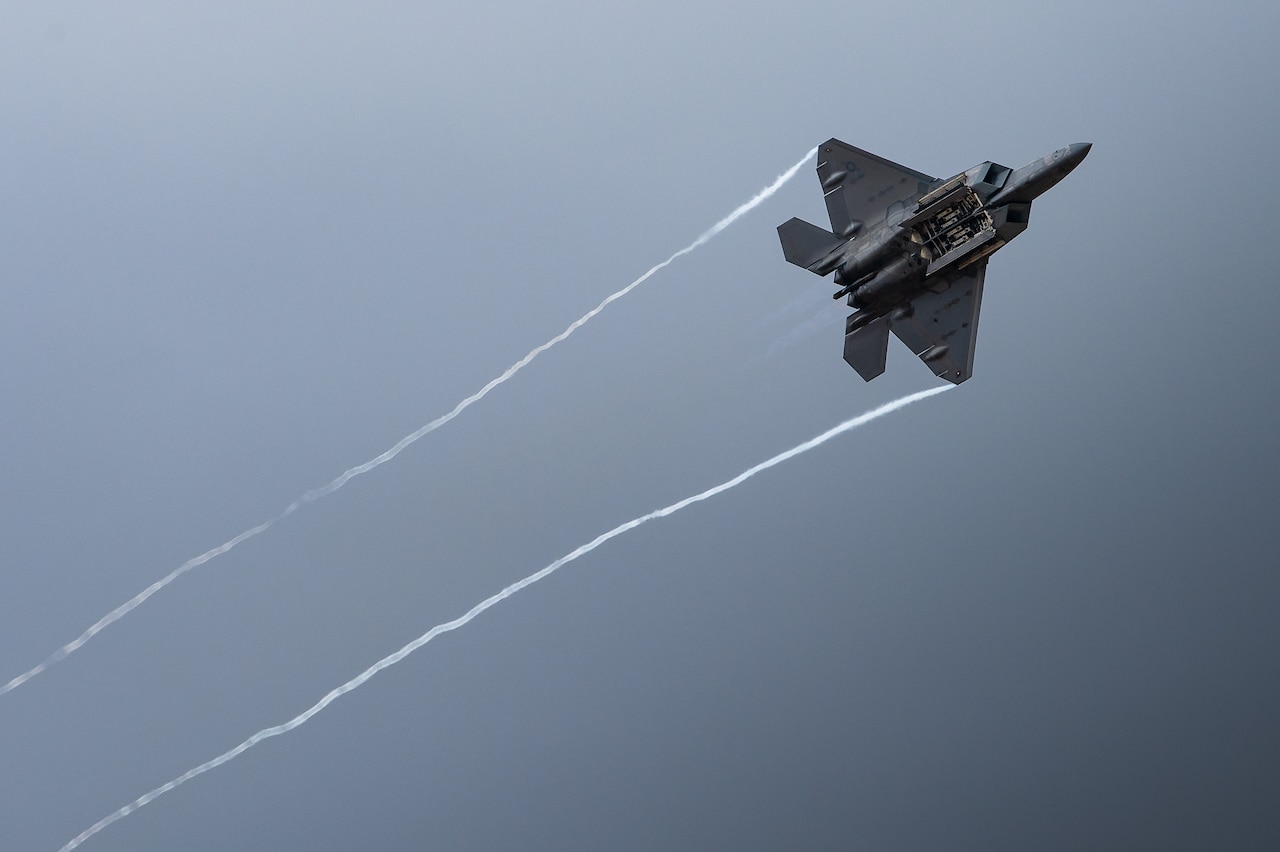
[3,2,1278,850]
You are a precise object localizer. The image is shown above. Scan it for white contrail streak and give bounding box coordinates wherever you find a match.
[59,384,951,852]
[1,147,818,700]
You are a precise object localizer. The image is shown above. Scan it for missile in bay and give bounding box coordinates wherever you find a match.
[778,140,1091,383]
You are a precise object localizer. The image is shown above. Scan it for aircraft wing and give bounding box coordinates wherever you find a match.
[817,139,936,238]
[890,261,988,384]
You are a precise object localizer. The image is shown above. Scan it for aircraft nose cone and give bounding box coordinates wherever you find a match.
[1066,142,1092,168]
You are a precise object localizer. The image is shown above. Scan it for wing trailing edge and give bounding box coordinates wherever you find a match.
[840,261,988,385]
[889,261,988,384]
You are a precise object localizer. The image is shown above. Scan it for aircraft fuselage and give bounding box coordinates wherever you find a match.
[777,141,1090,383]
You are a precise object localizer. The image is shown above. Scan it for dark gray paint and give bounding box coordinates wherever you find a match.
[2,2,1278,851]
[779,141,1089,383]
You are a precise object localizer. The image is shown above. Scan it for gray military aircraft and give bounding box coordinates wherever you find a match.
[777,140,1090,383]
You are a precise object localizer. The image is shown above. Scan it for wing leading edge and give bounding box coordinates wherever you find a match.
[889,260,988,384]
[817,139,936,238]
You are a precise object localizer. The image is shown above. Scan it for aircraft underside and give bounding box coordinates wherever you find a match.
[777,138,1089,384]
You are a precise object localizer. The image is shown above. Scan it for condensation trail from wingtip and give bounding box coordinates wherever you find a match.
[0,147,818,700]
[58,384,950,852]
[286,145,820,507]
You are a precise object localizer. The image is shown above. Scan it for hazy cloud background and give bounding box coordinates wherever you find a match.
[3,2,1277,850]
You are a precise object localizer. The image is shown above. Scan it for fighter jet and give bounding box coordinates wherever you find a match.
[777,140,1090,383]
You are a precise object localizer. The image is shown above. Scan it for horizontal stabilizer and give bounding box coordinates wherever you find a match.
[778,217,845,272]
[843,314,890,381]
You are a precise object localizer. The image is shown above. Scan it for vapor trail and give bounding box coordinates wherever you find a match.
[59,385,951,852]
[1,147,817,700]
